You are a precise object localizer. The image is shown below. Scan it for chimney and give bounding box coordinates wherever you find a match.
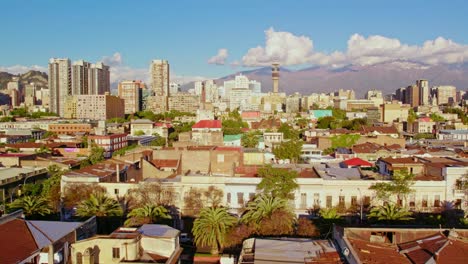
[116,164,120,182]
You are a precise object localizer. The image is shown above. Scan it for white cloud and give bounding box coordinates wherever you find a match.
[241,28,468,67]
[242,28,314,66]
[101,52,123,67]
[208,48,229,65]
[0,65,47,74]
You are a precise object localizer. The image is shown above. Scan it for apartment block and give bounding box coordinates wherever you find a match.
[118,80,144,114]
[74,93,124,120]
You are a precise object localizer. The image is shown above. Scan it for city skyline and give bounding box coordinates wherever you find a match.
[1,1,468,85]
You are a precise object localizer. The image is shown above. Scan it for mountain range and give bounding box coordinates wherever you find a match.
[211,61,468,98]
[1,61,468,99]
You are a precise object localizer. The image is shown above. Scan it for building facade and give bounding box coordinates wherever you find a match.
[118,80,143,114]
[74,94,124,120]
[49,58,72,116]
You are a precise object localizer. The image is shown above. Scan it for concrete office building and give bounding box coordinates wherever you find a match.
[118,80,144,114]
[74,93,124,120]
[433,85,457,105]
[272,62,280,93]
[148,60,170,113]
[417,79,429,106]
[48,58,72,116]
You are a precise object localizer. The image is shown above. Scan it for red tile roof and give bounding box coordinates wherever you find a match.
[343,157,373,167]
[192,120,222,129]
[241,111,261,119]
[0,219,39,263]
[361,126,399,135]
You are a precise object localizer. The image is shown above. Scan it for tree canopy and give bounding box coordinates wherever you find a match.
[272,139,303,162]
[257,166,298,199]
[370,169,415,202]
[241,132,259,148]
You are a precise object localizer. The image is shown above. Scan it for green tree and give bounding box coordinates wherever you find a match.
[319,207,341,219]
[124,205,171,227]
[368,203,413,221]
[192,207,238,255]
[134,130,145,136]
[150,137,166,147]
[75,193,123,217]
[88,144,105,165]
[272,139,303,162]
[278,123,300,139]
[370,169,415,203]
[42,131,57,139]
[62,184,107,209]
[9,196,52,217]
[408,109,417,124]
[430,113,446,122]
[330,134,361,149]
[257,210,295,236]
[316,116,337,129]
[257,166,299,199]
[241,132,259,148]
[241,195,293,227]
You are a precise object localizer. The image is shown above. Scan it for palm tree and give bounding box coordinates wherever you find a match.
[368,203,413,221]
[9,196,52,217]
[76,193,123,217]
[241,195,292,225]
[319,207,341,219]
[124,205,171,227]
[192,207,237,255]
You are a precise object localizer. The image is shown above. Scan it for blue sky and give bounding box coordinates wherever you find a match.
[1,0,468,82]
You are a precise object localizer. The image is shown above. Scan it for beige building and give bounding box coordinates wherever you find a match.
[118,80,144,114]
[382,102,410,123]
[72,93,124,120]
[434,85,457,105]
[70,225,181,264]
[168,92,199,113]
[49,58,72,116]
[148,60,169,113]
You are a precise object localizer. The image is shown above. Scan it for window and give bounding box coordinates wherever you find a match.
[409,195,416,207]
[112,247,120,259]
[300,193,307,209]
[326,196,332,208]
[226,193,231,204]
[217,154,224,162]
[313,193,320,207]
[248,192,255,201]
[339,196,345,207]
[434,195,440,207]
[397,195,403,206]
[114,189,119,195]
[363,196,371,207]
[351,196,357,207]
[422,195,428,208]
[237,192,244,205]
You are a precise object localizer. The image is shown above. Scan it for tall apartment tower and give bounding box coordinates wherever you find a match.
[416,79,429,106]
[118,80,144,114]
[72,60,91,95]
[147,60,170,113]
[90,62,110,95]
[150,60,170,96]
[49,58,71,116]
[272,63,280,93]
[405,84,420,107]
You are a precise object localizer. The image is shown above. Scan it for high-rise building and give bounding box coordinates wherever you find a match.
[48,58,71,116]
[168,92,200,113]
[118,80,144,114]
[272,63,280,93]
[404,85,419,107]
[169,82,180,95]
[7,77,19,91]
[24,83,37,107]
[365,90,384,107]
[249,80,262,94]
[89,62,110,95]
[148,60,170,113]
[150,60,170,96]
[72,60,91,95]
[416,79,429,105]
[433,85,457,105]
[73,93,124,120]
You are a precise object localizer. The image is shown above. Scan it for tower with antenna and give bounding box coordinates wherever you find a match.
[272,62,280,93]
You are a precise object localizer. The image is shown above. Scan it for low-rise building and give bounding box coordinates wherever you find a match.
[88,133,128,158]
[73,93,125,121]
[70,225,182,264]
